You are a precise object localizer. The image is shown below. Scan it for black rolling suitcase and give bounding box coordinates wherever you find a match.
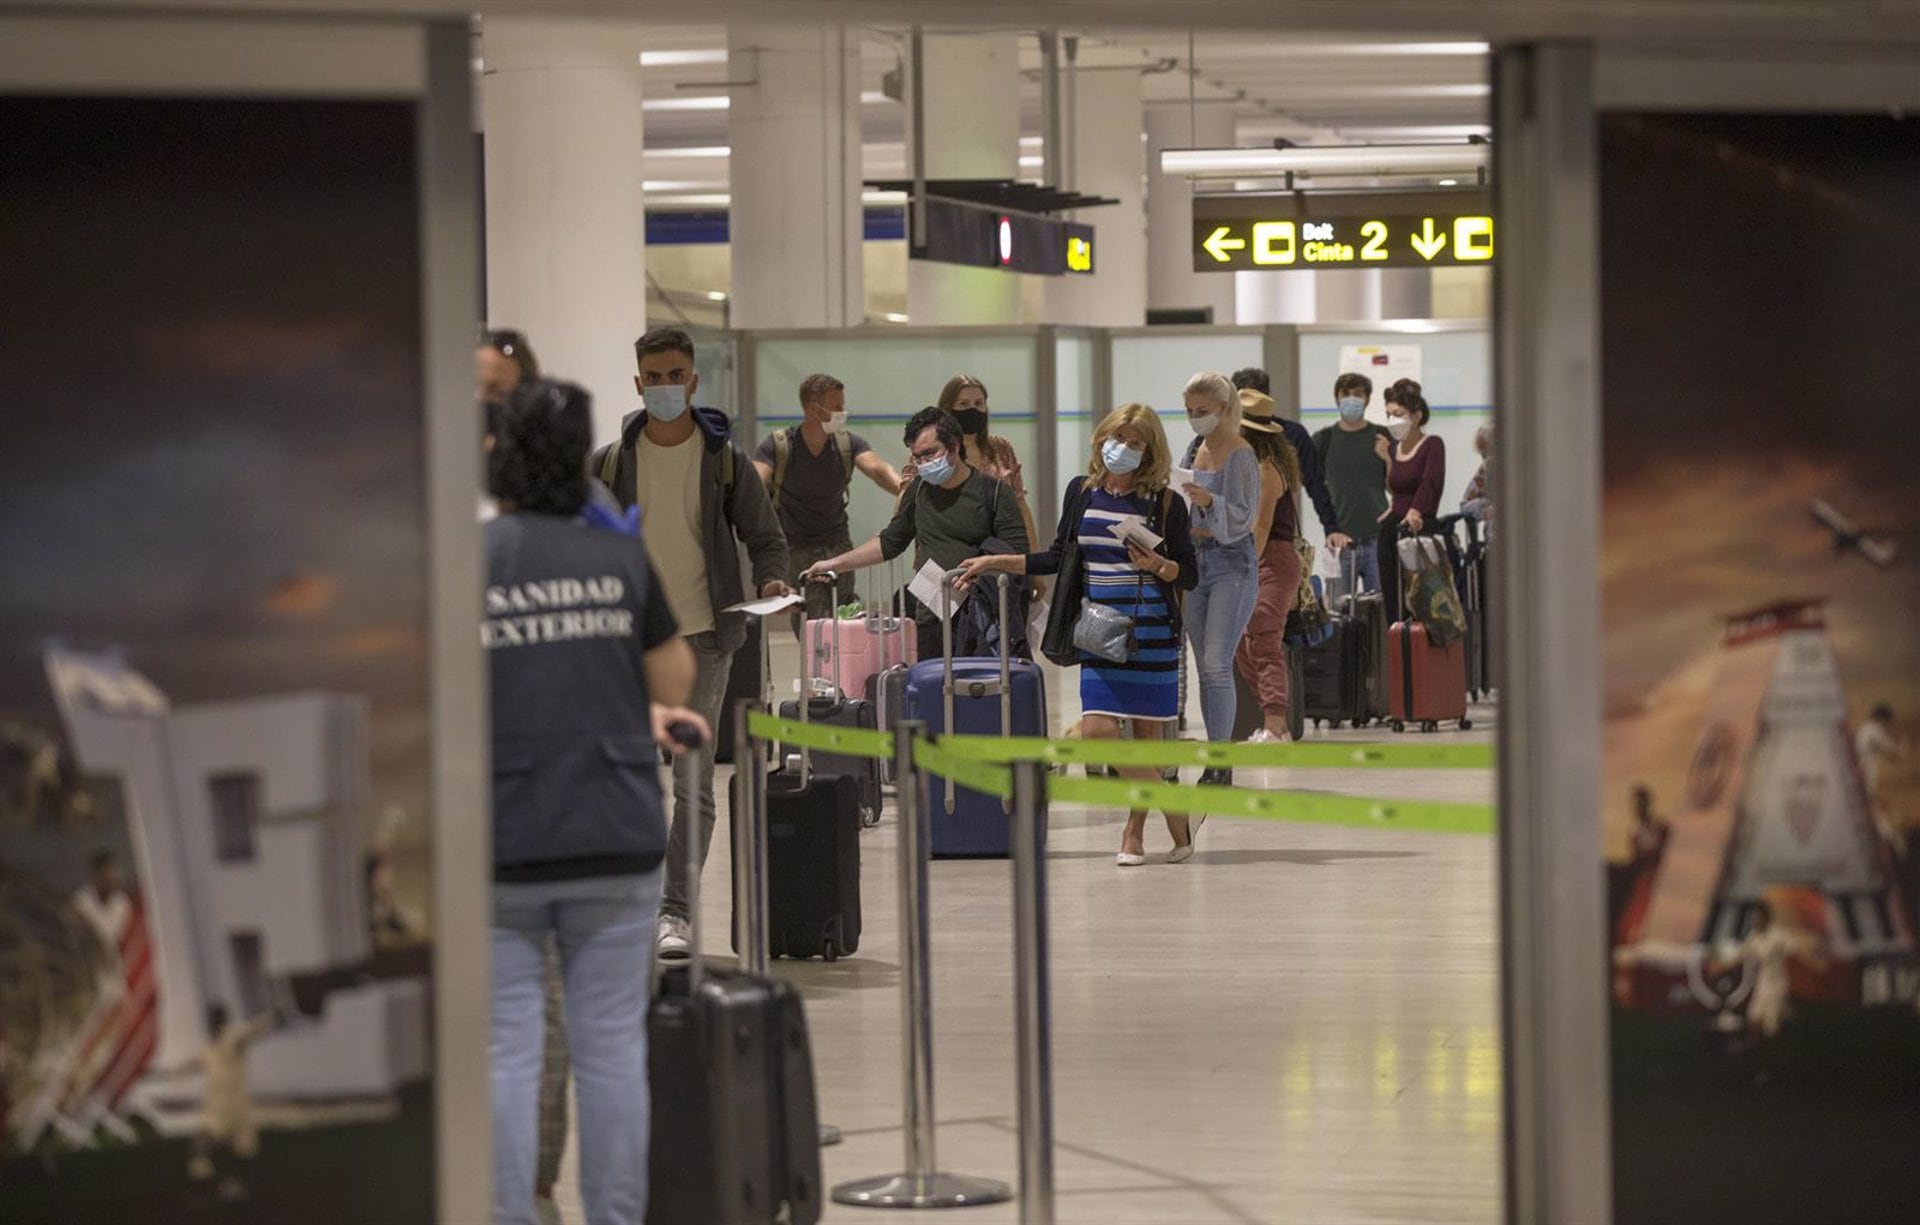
[740,617,863,961]
[649,761,824,1225]
[1302,551,1380,729]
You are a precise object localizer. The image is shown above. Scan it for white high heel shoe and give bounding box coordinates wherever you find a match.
[1116,851,1146,867]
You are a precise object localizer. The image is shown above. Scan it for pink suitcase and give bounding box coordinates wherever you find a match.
[805,614,917,699]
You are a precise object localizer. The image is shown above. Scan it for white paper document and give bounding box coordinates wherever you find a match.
[1168,467,1197,503]
[1110,515,1164,553]
[906,558,958,621]
[724,592,805,618]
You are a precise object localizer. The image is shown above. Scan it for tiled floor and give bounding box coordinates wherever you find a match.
[557,640,1502,1225]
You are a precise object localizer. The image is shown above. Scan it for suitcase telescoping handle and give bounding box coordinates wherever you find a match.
[800,577,825,787]
[937,570,1014,817]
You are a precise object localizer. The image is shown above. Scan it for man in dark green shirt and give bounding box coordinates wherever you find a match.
[802,406,1028,659]
[1313,373,1393,596]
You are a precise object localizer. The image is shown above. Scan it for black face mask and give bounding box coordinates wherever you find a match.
[953,408,988,436]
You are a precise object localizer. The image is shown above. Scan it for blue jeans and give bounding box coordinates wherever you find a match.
[1350,537,1383,595]
[493,871,663,1225]
[1185,538,1261,742]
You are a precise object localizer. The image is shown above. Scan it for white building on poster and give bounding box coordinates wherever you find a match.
[43,648,426,1103]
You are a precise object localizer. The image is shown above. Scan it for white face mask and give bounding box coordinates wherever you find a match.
[1387,417,1413,442]
[826,410,848,435]
[1190,412,1221,438]
[643,383,689,422]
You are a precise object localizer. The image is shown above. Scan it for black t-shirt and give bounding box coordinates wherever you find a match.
[752,427,873,544]
[486,512,679,882]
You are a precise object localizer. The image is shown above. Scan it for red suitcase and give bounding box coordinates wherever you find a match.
[1386,620,1473,733]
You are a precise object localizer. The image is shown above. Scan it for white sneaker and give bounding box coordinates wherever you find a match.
[656,914,691,961]
[1246,728,1290,745]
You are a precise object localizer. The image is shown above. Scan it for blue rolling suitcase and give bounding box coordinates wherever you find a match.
[905,573,1047,857]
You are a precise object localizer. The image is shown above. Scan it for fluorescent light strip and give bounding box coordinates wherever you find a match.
[644,145,732,159]
[1299,41,1489,56]
[639,49,728,68]
[1329,124,1493,138]
[646,189,912,207]
[643,179,726,192]
[1160,144,1488,176]
[642,96,730,112]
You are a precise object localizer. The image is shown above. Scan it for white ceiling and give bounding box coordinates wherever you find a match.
[610,25,1489,206]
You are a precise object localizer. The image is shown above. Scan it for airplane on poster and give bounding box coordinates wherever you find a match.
[1809,499,1899,568]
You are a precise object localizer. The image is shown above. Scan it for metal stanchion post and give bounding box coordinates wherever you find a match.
[832,723,1011,1210]
[1011,760,1056,1225]
[731,700,767,976]
[740,700,843,1148]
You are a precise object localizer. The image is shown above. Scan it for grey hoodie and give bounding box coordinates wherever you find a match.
[589,405,789,655]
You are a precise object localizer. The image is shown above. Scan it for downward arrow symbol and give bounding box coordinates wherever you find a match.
[1410,218,1447,261]
[1203,226,1247,263]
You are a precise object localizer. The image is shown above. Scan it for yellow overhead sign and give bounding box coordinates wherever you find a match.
[1192,191,1495,272]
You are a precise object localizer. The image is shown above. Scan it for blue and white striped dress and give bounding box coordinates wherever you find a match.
[1078,487,1180,721]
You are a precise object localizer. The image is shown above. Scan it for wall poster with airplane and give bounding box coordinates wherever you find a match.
[1600,111,1920,1223]
[0,97,435,1221]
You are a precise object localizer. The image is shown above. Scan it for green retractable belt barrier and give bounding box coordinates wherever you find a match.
[738,712,1495,834]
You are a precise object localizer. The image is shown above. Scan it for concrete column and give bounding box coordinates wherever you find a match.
[480,15,647,447]
[1146,101,1236,324]
[1380,268,1434,319]
[905,32,1021,326]
[727,25,863,329]
[1314,268,1384,322]
[1235,269,1317,324]
[1043,67,1147,327]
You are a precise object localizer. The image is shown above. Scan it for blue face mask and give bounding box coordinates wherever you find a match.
[1102,439,1143,474]
[643,383,689,422]
[917,452,955,486]
[1338,396,1367,422]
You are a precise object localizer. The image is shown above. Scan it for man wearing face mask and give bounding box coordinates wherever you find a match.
[589,327,790,962]
[1312,373,1393,596]
[753,373,904,621]
[800,407,1028,660]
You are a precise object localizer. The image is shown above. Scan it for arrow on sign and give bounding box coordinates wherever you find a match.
[1410,218,1448,261]
[1203,226,1248,263]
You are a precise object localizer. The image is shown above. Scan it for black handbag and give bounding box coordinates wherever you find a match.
[1040,480,1095,666]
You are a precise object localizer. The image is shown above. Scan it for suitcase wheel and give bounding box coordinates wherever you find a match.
[1460,718,1474,731]
[1421,721,1438,734]
[1391,719,1406,733]
[822,940,840,963]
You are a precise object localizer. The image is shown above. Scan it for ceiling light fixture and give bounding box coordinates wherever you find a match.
[644,145,732,160]
[1160,142,1489,180]
[638,49,728,68]
[642,96,730,112]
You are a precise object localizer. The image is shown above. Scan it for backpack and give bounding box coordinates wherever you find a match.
[768,427,854,513]
[594,434,736,504]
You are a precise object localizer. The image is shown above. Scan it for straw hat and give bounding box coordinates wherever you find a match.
[1236,387,1285,434]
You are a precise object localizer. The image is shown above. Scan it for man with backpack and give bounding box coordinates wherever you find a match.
[590,327,790,962]
[752,373,903,621]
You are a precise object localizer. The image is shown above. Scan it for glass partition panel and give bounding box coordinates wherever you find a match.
[749,331,1040,568]
[1295,325,1492,551]
[1108,327,1266,457]
[1053,330,1099,527]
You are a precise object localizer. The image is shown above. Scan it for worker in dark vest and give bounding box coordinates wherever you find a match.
[486,377,708,1225]
[752,372,904,621]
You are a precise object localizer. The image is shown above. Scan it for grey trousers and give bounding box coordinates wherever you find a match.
[662,631,735,922]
